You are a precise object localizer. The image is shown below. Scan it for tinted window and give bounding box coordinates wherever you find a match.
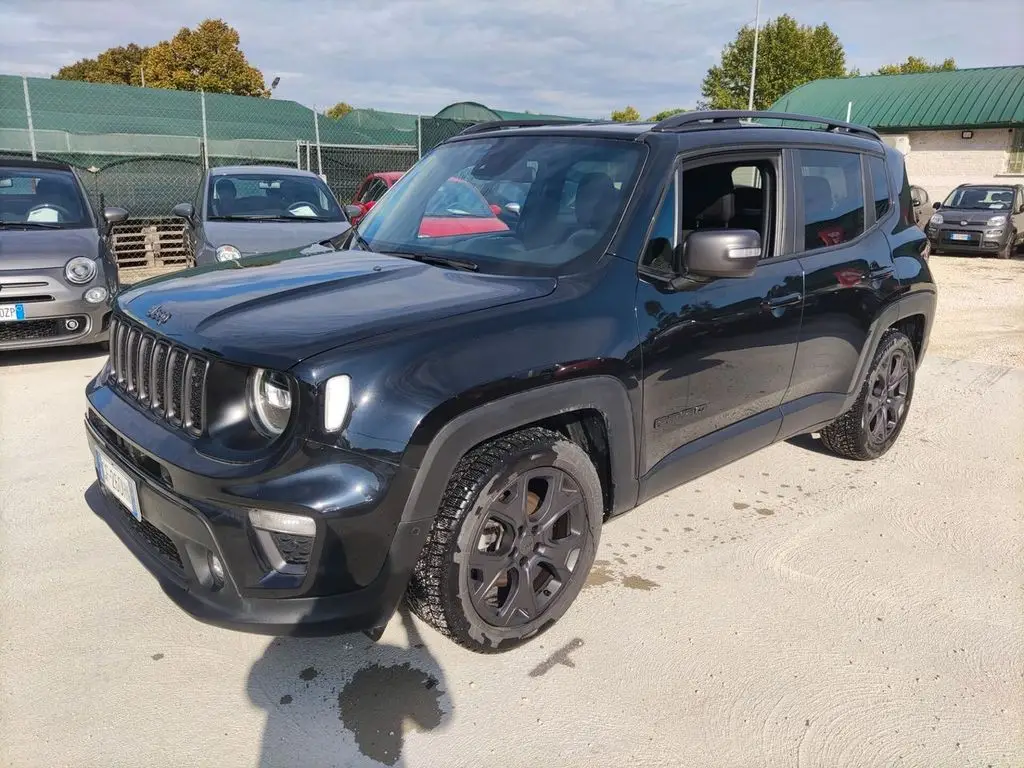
[799,149,865,250]
[354,135,645,275]
[642,177,677,271]
[868,155,891,220]
[943,185,1015,210]
[0,167,90,228]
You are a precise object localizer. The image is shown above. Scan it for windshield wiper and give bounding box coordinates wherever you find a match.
[387,248,479,272]
[210,214,334,222]
[0,220,63,229]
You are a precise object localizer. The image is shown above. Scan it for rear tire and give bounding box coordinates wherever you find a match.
[820,329,916,461]
[405,427,602,653]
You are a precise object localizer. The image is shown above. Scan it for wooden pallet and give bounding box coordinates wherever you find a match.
[111,220,192,270]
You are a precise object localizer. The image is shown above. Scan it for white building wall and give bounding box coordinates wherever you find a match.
[886,128,1023,204]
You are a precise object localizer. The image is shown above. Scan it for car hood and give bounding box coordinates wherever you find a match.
[115,246,557,370]
[936,207,1012,224]
[0,227,100,270]
[202,219,352,255]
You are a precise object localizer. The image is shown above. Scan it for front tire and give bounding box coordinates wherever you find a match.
[997,232,1015,259]
[820,329,916,461]
[405,427,602,652]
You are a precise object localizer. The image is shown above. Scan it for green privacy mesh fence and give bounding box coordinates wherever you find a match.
[1,74,581,269]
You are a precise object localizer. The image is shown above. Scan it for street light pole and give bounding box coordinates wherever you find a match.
[747,0,762,111]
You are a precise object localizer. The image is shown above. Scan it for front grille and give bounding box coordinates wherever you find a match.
[109,315,209,435]
[114,499,184,572]
[0,316,88,343]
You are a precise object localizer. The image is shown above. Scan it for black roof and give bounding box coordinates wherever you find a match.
[448,110,883,146]
[0,156,75,172]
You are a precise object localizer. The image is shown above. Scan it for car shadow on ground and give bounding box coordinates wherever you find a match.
[0,344,106,368]
[785,432,836,457]
[247,607,451,768]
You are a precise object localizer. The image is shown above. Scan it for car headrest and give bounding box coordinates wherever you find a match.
[803,175,834,214]
[574,172,618,229]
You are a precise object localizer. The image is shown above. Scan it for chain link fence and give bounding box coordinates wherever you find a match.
[0,74,478,278]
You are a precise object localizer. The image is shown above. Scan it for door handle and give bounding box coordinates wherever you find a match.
[762,292,802,311]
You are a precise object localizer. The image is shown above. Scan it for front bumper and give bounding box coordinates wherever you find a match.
[926,224,1009,253]
[0,272,111,350]
[83,387,429,636]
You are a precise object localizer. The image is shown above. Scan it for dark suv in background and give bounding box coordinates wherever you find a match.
[84,111,936,653]
[926,182,1024,259]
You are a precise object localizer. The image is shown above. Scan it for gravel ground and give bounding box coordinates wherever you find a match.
[0,255,1021,768]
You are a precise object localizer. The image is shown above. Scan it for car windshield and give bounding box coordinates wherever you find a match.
[942,186,1014,210]
[351,135,646,275]
[0,167,91,228]
[207,172,345,222]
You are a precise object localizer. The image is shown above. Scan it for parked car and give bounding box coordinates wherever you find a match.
[349,170,511,237]
[84,111,936,653]
[171,165,358,266]
[925,182,1024,259]
[0,157,127,351]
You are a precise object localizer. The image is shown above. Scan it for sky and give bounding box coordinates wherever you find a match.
[1,0,1021,119]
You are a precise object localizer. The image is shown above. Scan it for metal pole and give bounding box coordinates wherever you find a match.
[746,0,762,111]
[200,90,210,169]
[313,107,323,177]
[22,76,37,160]
[417,115,423,158]
[140,66,145,87]
[846,101,853,122]
[296,140,301,169]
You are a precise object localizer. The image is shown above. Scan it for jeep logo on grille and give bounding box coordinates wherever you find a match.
[146,305,172,325]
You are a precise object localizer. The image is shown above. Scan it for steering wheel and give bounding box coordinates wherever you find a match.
[287,201,319,215]
[27,202,73,220]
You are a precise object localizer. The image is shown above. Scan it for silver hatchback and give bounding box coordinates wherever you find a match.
[0,158,127,351]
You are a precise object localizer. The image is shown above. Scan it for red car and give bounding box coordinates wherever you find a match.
[350,172,509,238]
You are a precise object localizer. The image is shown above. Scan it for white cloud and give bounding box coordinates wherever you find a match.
[0,0,1020,118]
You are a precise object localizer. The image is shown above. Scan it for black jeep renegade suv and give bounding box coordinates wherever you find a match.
[84,111,937,652]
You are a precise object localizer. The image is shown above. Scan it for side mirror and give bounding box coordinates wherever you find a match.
[172,202,194,220]
[344,204,363,220]
[932,201,942,211]
[489,203,502,216]
[1017,203,1024,214]
[505,202,522,215]
[680,229,761,279]
[103,206,128,226]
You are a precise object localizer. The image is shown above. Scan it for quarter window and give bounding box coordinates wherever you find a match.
[868,155,891,221]
[798,149,865,251]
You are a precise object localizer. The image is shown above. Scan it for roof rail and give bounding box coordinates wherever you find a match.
[650,110,881,140]
[458,118,604,136]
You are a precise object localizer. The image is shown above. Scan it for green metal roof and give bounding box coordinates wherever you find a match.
[770,66,1024,130]
[434,101,581,123]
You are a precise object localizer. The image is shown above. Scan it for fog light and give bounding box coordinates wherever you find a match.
[84,286,108,304]
[208,551,225,587]
[249,508,316,536]
[65,318,80,331]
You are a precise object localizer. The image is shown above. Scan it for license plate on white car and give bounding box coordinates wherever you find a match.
[949,232,973,241]
[0,304,26,322]
[96,450,142,521]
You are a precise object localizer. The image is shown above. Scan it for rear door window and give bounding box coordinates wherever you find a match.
[798,149,866,251]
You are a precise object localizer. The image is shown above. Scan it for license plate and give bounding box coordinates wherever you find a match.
[949,232,973,241]
[96,450,142,521]
[0,304,26,322]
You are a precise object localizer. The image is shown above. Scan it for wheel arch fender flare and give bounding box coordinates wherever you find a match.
[399,375,639,526]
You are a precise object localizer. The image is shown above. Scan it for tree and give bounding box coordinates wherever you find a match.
[325,102,354,120]
[53,44,147,86]
[611,106,641,122]
[649,108,687,121]
[53,19,269,97]
[700,14,849,111]
[143,19,269,97]
[874,56,956,75]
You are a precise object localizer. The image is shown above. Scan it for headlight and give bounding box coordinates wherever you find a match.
[247,368,293,436]
[216,245,241,262]
[84,286,108,304]
[929,213,944,225]
[986,215,1008,227]
[65,257,97,284]
[324,374,352,431]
